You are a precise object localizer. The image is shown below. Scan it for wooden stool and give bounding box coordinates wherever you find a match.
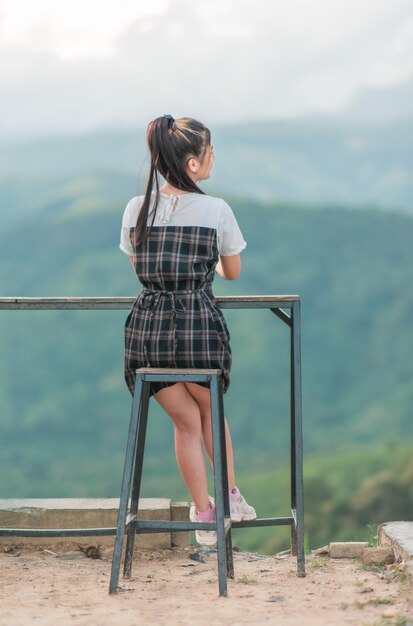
[109,368,234,596]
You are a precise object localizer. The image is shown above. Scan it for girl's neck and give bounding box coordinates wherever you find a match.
[159,182,197,196]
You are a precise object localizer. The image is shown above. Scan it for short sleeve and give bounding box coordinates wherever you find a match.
[218,200,247,256]
[119,196,141,257]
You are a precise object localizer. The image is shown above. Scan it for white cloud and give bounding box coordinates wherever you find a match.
[0,0,168,58]
[0,0,412,137]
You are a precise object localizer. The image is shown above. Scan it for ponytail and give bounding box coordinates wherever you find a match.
[132,115,211,248]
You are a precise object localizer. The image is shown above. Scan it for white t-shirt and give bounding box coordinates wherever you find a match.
[119,191,247,257]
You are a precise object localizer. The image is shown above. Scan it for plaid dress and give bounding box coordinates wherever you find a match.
[120,192,246,398]
[124,224,232,397]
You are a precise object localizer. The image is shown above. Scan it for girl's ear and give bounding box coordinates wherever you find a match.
[187,157,199,174]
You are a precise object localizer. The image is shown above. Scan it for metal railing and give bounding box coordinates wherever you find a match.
[0,295,304,576]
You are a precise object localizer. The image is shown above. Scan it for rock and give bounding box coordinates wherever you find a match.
[362,546,395,566]
[189,552,206,563]
[329,542,369,558]
[117,582,134,592]
[78,544,103,559]
[56,550,87,560]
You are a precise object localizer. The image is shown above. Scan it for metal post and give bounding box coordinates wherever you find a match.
[290,306,297,557]
[291,301,305,577]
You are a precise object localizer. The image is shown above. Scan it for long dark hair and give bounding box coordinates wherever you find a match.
[133,115,211,247]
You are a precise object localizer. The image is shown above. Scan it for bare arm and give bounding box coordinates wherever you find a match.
[215,254,241,280]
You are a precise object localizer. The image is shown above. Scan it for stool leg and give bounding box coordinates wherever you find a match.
[124,380,151,578]
[218,379,234,579]
[109,375,144,594]
[210,374,228,597]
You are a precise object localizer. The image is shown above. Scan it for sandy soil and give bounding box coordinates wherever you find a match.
[0,543,412,626]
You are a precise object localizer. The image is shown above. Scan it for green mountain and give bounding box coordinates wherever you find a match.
[1,184,412,551]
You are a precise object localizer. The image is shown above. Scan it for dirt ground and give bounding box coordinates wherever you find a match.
[0,543,412,626]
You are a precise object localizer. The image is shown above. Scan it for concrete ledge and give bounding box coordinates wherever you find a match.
[0,498,191,550]
[378,521,413,562]
[378,521,413,589]
[171,501,191,547]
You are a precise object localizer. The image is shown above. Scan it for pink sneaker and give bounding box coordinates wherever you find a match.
[229,489,257,522]
[189,499,217,547]
[210,489,257,522]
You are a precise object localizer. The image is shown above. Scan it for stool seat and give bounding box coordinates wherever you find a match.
[136,367,222,375]
[109,367,233,597]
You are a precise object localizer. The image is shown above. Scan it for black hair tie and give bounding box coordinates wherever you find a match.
[164,113,177,132]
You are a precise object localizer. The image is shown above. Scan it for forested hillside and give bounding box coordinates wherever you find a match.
[1,186,412,551]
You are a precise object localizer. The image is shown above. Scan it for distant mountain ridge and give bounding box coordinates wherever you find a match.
[339,76,413,125]
[1,75,413,215]
[1,114,411,216]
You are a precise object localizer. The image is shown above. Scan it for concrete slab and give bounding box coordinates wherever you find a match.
[0,498,190,550]
[378,521,413,590]
[378,521,413,562]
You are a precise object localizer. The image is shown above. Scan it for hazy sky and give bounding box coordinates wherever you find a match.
[1,0,412,137]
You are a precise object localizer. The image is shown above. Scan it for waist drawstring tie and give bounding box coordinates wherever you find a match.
[136,286,210,367]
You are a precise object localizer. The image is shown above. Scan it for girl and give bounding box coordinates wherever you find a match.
[119,114,256,547]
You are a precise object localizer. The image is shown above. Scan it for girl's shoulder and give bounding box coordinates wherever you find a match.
[121,192,230,223]
[121,195,143,226]
[184,192,230,213]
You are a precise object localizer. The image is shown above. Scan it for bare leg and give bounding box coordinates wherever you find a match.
[154,382,210,512]
[184,382,236,491]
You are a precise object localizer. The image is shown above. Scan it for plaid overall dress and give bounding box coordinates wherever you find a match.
[124,222,232,397]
